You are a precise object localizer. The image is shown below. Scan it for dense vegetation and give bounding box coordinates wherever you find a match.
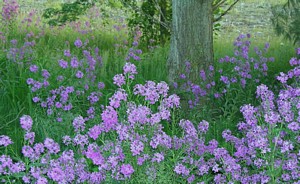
[0,0,299,183]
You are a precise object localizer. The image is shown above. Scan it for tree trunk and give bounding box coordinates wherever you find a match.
[167,0,214,83]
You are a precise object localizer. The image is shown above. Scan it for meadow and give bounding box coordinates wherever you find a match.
[0,0,299,183]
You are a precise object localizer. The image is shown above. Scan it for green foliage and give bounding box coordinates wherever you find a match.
[42,0,96,26]
[41,0,240,45]
[271,0,300,45]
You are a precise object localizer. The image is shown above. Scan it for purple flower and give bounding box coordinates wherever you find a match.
[174,163,189,176]
[88,125,102,140]
[123,62,137,79]
[289,57,298,66]
[22,145,34,158]
[75,70,84,78]
[130,140,144,156]
[44,138,60,154]
[101,106,118,132]
[58,59,68,69]
[24,132,35,145]
[74,38,83,48]
[120,164,134,178]
[70,57,79,68]
[151,152,164,163]
[296,48,300,55]
[20,115,33,131]
[29,65,38,73]
[85,143,105,166]
[72,116,85,133]
[113,74,125,87]
[41,69,50,79]
[64,49,71,57]
[198,120,209,133]
[287,122,300,132]
[98,82,105,89]
[0,135,13,147]
[277,72,289,84]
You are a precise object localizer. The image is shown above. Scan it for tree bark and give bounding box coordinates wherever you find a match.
[167,0,214,83]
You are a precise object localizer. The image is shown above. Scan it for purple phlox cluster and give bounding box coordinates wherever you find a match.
[120,164,134,178]
[134,81,169,104]
[161,94,180,108]
[58,59,68,69]
[29,64,38,73]
[113,74,125,87]
[174,163,190,176]
[116,124,130,141]
[101,106,118,132]
[0,155,25,176]
[109,89,127,108]
[151,152,164,163]
[87,91,101,104]
[72,116,85,133]
[0,135,13,147]
[64,49,71,57]
[218,33,273,89]
[24,132,35,145]
[126,47,142,61]
[73,134,89,147]
[74,38,83,48]
[130,139,144,156]
[127,104,151,125]
[20,115,33,131]
[88,124,103,140]
[240,104,258,126]
[76,70,84,78]
[44,138,60,154]
[70,56,79,68]
[2,0,19,21]
[179,119,198,137]
[85,143,105,166]
[7,40,35,63]
[150,129,172,149]
[123,62,137,79]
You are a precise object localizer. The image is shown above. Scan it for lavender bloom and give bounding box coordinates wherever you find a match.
[88,125,102,140]
[64,49,71,57]
[297,48,300,55]
[113,74,125,87]
[85,143,105,166]
[73,134,88,147]
[130,140,144,156]
[72,116,85,133]
[198,120,209,133]
[289,57,298,66]
[24,132,35,145]
[70,57,79,68]
[151,152,164,163]
[20,115,33,131]
[120,164,134,178]
[22,145,34,158]
[101,106,118,132]
[98,82,105,89]
[109,89,128,108]
[74,38,83,48]
[58,59,68,69]
[174,163,190,176]
[0,135,13,147]
[41,69,50,79]
[123,62,137,79]
[29,65,38,73]
[44,138,60,154]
